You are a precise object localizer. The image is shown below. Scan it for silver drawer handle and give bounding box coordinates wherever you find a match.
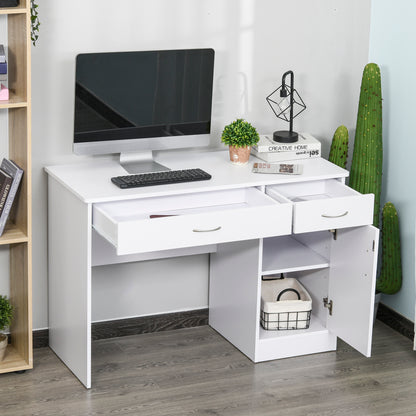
[321,211,349,218]
[193,226,222,233]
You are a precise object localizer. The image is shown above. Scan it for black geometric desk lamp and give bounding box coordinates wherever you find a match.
[266,70,306,143]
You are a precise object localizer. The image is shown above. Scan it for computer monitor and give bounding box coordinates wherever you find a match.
[73,48,215,173]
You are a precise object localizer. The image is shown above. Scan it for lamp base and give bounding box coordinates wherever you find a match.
[273,130,299,143]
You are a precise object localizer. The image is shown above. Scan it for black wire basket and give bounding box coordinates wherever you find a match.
[260,277,312,330]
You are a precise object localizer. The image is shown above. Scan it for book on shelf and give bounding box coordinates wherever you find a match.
[0,158,23,237]
[0,168,12,216]
[0,61,6,75]
[0,44,5,64]
[253,133,321,153]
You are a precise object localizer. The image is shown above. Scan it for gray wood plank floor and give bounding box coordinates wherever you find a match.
[1,321,416,416]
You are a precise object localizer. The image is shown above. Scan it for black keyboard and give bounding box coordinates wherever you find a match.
[111,168,212,189]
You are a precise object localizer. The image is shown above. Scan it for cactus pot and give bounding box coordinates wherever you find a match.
[228,145,251,165]
[0,334,7,361]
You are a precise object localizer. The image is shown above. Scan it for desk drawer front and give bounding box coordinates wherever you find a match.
[93,188,292,255]
[266,180,374,233]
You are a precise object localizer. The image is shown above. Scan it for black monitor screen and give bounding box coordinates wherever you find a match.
[74,48,215,143]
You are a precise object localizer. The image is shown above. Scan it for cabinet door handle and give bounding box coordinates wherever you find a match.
[321,211,349,218]
[193,226,222,233]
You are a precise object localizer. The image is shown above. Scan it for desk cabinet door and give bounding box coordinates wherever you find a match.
[327,225,379,357]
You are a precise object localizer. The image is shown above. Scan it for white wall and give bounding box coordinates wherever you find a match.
[369,0,416,321]
[28,0,371,329]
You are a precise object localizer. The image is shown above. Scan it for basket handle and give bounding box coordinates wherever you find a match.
[276,288,301,301]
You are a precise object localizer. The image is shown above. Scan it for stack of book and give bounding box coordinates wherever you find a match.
[0,158,23,236]
[0,44,8,100]
[252,133,321,162]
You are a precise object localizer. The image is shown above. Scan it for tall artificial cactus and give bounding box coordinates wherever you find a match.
[349,63,383,227]
[329,125,349,169]
[376,202,402,294]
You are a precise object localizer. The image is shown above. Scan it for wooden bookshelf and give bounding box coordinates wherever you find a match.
[0,0,32,374]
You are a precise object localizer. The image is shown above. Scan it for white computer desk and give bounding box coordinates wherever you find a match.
[45,148,378,388]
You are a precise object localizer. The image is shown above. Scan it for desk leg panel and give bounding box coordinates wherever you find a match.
[48,178,92,388]
[209,239,261,360]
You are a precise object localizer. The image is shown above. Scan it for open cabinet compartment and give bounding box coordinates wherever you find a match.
[0,242,32,372]
[0,1,28,13]
[256,232,333,361]
[255,227,379,362]
[209,225,379,365]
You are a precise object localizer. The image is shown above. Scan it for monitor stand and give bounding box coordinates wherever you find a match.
[119,151,170,174]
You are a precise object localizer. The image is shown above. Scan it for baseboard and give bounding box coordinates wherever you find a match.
[33,329,49,349]
[377,303,414,341]
[33,304,414,349]
[33,308,209,348]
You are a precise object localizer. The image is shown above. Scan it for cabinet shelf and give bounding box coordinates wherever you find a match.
[0,345,32,374]
[0,0,27,13]
[262,235,329,275]
[0,225,28,245]
[0,344,31,373]
[0,96,28,109]
[0,8,28,15]
[255,316,336,360]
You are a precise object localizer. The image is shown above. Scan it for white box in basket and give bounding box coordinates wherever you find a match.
[261,277,312,330]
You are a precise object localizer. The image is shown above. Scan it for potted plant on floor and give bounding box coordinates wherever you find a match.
[0,295,13,361]
[221,118,260,165]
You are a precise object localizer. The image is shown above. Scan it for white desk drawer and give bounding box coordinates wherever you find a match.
[93,188,292,255]
[266,180,374,233]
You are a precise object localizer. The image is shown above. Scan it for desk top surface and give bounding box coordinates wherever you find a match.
[45,149,349,203]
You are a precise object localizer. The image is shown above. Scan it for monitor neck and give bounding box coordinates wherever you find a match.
[119,151,170,174]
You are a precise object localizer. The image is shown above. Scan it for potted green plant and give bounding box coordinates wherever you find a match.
[0,295,13,361]
[221,118,260,165]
